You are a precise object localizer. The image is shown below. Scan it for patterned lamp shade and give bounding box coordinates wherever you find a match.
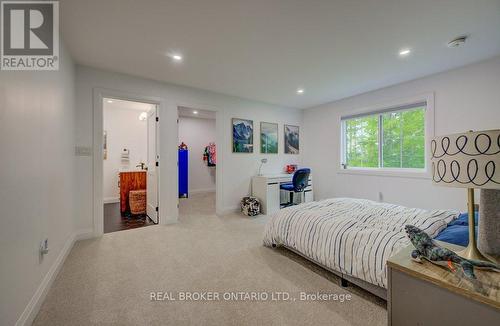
[430,129,500,189]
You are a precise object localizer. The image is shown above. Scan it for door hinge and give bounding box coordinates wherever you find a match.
[177,118,179,123]
[156,117,159,122]
[156,161,159,167]
[155,206,159,212]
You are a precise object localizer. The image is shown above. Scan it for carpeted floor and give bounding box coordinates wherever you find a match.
[33,192,387,326]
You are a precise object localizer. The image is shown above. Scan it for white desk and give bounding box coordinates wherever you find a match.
[251,173,313,215]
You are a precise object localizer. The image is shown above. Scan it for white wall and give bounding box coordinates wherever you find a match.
[178,116,216,193]
[303,55,500,212]
[75,65,302,230]
[103,103,148,202]
[0,44,77,326]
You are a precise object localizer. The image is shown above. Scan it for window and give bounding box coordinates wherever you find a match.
[341,102,426,170]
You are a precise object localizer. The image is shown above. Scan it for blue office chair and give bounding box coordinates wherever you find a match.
[280,168,311,207]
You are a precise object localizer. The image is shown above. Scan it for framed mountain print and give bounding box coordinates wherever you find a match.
[232,118,254,153]
[260,122,278,154]
[284,124,299,154]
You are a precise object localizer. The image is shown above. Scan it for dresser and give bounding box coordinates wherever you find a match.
[119,170,147,214]
[387,242,500,325]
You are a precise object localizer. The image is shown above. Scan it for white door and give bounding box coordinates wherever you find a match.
[146,105,159,223]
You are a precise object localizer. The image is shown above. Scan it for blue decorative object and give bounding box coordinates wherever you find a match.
[178,149,188,198]
[435,212,479,247]
[435,225,471,247]
[448,212,479,226]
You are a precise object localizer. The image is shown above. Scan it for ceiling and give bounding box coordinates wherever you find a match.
[178,106,216,119]
[103,98,154,111]
[61,0,500,109]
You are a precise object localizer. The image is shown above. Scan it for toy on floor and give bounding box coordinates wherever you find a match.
[241,196,260,216]
[405,225,499,279]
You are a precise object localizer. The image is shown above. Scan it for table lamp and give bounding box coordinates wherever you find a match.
[258,158,268,176]
[431,129,500,261]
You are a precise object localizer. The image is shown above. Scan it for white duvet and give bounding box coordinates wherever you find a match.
[263,198,458,288]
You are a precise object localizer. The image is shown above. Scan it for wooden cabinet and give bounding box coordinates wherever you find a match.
[387,242,500,325]
[119,171,146,214]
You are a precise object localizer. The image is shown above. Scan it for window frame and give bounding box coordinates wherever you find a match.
[339,93,434,179]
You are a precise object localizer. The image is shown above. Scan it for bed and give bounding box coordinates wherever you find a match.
[263,198,459,299]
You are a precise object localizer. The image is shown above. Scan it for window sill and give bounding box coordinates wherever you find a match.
[337,168,431,179]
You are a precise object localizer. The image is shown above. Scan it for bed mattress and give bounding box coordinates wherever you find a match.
[263,198,458,288]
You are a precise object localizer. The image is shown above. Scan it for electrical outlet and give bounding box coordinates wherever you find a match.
[378,192,384,202]
[40,239,49,256]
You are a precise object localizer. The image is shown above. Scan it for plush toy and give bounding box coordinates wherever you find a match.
[405,225,499,279]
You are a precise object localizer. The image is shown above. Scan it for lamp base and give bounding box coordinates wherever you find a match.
[457,244,494,262]
[456,188,496,263]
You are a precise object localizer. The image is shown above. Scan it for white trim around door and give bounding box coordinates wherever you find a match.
[92,88,164,237]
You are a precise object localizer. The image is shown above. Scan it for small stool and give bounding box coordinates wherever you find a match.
[129,190,146,215]
[241,196,260,216]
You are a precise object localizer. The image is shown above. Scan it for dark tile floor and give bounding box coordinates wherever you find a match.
[104,202,154,234]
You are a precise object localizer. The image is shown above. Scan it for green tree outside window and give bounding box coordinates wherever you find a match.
[344,106,425,169]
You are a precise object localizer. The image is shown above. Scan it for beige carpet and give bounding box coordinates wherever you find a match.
[33,192,386,326]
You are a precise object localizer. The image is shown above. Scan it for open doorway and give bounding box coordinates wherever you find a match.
[103,98,159,233]
[177,107,217,217]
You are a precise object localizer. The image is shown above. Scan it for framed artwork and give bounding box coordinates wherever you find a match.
[232,118,254,153]
[103,130,108,160]
[284,124,299,154]
[260,122,278,154]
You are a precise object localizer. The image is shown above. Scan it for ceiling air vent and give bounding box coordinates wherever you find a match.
[447,36,468,48]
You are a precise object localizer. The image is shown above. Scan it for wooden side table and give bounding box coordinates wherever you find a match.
[387,241,500,325]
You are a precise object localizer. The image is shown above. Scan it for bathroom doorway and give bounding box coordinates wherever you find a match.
[177,107,217,217]
[102,98,159,233]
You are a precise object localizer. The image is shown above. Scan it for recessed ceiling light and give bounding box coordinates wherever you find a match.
[107,99,113,103]
[399,49,411,56]
[193,110,198,114]
[296,88,304,94]
[172,54,183,61]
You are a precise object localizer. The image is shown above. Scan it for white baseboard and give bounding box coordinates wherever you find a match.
[14,228,92,326]
[103,197,119,204]
[75,228,95,241]
[160,216,179,225]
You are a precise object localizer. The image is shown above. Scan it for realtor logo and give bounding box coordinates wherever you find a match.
[1,1,59,70]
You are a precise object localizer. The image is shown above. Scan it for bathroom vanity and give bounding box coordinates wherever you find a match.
[119,170,147,214]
